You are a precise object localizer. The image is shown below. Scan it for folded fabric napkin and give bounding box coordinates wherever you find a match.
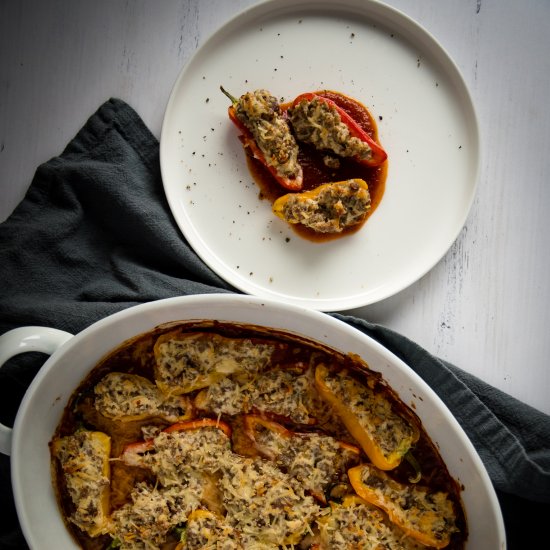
[0,98,549,548]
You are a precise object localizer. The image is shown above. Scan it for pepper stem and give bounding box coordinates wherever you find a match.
[220,85,238,104]
[405,451,422,483]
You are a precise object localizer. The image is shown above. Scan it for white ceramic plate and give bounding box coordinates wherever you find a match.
[160,0,479,311]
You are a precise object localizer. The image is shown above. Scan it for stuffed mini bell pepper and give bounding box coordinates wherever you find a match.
[50,431,112,537]
[120,418,232,468]
[272,178,371,233]
[94,372,193,423]
[243,414,360,503]
[315,494,427,550]
[288,92,387,167]
[221,86,304,190]
[348,463,458,548]
[314,364,419,470]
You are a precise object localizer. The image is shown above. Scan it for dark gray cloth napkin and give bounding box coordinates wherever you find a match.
[1,98,548,548]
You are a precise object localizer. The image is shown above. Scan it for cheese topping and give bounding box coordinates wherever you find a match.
[111,480,202,549]
[250,420,358,500]
[51,431,111,537]
[218,456,319,546]
[94,372,192,422]
[352,464,458,548]
[126,427,232,485]
[196,369,315,424]
[182,510,242,549]
[118,424,318,548]
[289,96,373,160]
[317,496,425,549]
[154,332,277,395]
[323,369,416,459]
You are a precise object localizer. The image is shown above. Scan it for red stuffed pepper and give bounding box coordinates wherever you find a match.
[221,86,303,191]
[288,92,387,167]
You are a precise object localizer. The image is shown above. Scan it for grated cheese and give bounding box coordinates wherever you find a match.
[154,332,277,395]
[94,372,192,423]
[196,369,315,424]
[317,495,425,549]
[353,464,458,548]
[250,420,358,501]
[322,369,416,459]
[51,431,111,537]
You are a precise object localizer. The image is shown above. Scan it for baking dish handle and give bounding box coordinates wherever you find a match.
[0,327,73,456]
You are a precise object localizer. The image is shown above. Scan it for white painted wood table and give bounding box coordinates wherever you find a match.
[1,0,549,414]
